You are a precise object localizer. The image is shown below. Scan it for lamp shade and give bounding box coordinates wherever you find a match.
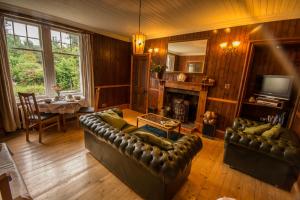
[132,33,146,54]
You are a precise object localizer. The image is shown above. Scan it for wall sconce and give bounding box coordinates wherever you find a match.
[219,41,241,53]
[148,48,159,54]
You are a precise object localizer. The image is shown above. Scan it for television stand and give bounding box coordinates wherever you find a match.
[242,96,289,126]
[253,97,286,109]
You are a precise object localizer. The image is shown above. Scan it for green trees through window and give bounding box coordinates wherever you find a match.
[5,19,82,96]
[51,30,81,93]
[5,21,45,96]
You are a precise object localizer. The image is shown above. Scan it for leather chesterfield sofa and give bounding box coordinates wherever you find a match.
[224,118,300,191]
[79,110,202,200]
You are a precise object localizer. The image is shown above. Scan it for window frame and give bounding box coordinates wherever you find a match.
[4,17,83,98]
[50,28,83,95]
[5,18,47,97]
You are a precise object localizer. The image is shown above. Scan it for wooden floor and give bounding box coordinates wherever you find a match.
[1,109,293,200]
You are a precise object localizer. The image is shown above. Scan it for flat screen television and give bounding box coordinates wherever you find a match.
[255,75,293,100]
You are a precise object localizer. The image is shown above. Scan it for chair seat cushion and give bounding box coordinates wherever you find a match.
[78,107,94,113]
[29,113,58,121]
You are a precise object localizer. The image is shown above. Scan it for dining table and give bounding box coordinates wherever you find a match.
[37,97,88,131]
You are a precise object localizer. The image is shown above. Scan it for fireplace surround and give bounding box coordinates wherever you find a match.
[158,80,214,132]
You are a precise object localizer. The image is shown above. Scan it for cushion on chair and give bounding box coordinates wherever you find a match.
[133,131,174,150]
[243,123,272,135]
[121,124,138,133]
[29,113,58,121]
[78,107,94,113]
[98,111,127,130]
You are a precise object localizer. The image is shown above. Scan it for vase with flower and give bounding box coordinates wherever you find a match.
[52,85,62,100]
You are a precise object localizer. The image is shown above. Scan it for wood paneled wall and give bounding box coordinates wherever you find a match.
[145,18,300,133]
[92,34,131,108]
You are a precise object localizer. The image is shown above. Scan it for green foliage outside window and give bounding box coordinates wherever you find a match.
[7,35,45,95]
[5,20,81,96]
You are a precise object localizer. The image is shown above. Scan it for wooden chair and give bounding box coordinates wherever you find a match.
[18,93,60,143]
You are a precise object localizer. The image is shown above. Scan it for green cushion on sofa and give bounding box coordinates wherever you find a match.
[98,110,127,130]
[110,108,123,117]
[262,124,282,139]
[122,124,138,133]
[243,123,272,135]
[133,131,174,150]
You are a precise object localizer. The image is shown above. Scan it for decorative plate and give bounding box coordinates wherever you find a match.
[177,73,187,82]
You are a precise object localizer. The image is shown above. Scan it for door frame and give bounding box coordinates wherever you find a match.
[130,53,151,113]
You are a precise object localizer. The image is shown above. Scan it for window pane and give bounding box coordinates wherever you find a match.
[70,35,79,46]
[51,30,61,42]
[5,20,13,34]
[8,49,45,96]
[61,32,70,44]
[13,36,27,48]
[6,34,15,47]
[14,22,26,37]
[70,35,80,54]
[52,41,61,52]
[28,38,41,49]
[51,30,79,55]
[54,54,80,92]
[27,25,39,38]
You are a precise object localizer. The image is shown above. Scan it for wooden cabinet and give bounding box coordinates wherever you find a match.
[130,54,151,113]
[238,41,300,127]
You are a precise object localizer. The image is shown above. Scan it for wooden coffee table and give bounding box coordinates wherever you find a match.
[136,113,181,138]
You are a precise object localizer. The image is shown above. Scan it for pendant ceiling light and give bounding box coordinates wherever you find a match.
[132,0,146,54]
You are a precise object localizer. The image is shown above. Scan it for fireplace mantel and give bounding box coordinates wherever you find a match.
[158,80,214,132]
[164,81,213,92]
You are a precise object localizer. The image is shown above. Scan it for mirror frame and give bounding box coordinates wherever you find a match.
[166,39,209,74]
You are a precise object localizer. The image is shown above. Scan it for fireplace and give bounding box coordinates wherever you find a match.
[157,80,214,132]
[164,88,199,124]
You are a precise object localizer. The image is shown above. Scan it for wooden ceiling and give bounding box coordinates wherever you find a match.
[0,0,300,41]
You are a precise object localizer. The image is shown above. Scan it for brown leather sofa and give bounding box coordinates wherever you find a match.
[224,118,300,191]
[79,110,202,200]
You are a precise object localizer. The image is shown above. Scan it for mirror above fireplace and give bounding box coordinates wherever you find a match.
[166,39,207,73]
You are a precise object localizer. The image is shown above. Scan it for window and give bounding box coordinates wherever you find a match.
[5,19,45,96]
[4,18,82,97]
[51,30,81,93]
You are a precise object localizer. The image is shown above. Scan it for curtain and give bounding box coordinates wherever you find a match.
[0,16,21,132]
[80,33,94,107]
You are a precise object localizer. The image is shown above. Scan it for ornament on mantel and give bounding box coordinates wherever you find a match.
[177,73,187,82]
